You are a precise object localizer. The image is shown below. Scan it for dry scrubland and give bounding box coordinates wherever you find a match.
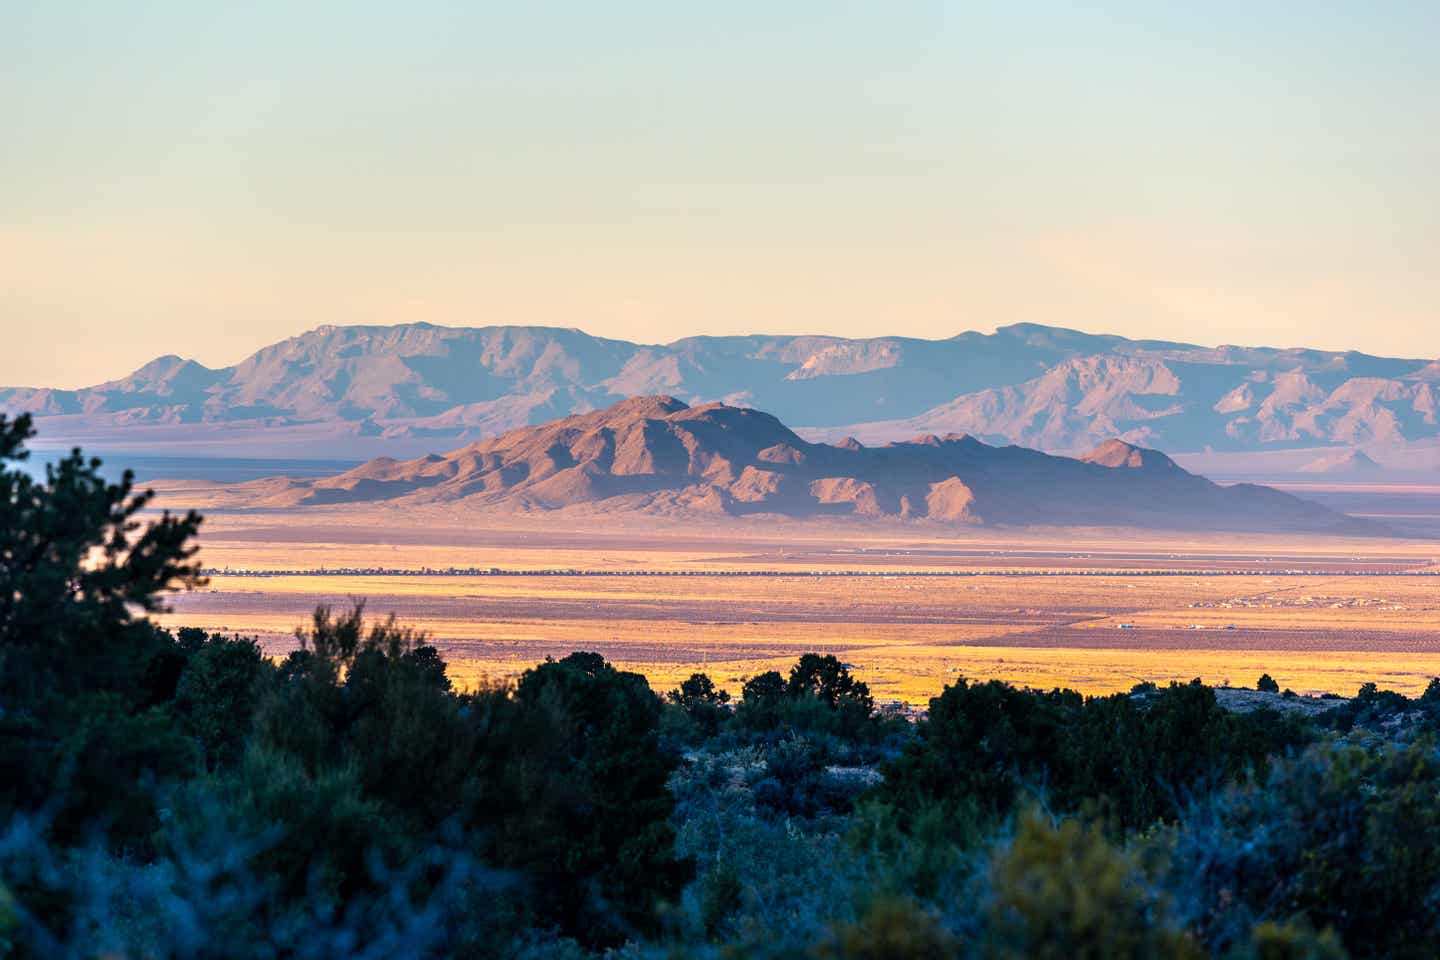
[148,483,1440,704]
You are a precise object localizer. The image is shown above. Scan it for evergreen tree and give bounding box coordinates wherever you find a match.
[0,413,204,841]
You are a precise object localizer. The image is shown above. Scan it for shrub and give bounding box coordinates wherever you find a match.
[1233,921,1348,960]
[1169,739,1440,958]
[789,654,874,713]
[810,896,962,958]
[174,632,273,770]
[877,678,1075,828]
[477,652,693,945]
[669,672,732,737]
[1319,682,1417,732]
[876,678,1312,841]
[982,811,1201,959]
[733,658,882,742]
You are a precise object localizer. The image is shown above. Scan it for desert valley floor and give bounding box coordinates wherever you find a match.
[146,479,1440,704]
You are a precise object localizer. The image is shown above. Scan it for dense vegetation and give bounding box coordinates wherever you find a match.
[3,412,1440,958]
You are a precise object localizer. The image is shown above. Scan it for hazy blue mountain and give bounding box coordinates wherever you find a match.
[4,322,1436,460]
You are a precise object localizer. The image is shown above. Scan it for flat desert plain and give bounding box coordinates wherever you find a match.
[147,479,1440,705]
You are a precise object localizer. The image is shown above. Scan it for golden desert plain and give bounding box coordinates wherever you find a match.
[145,478,1440,705]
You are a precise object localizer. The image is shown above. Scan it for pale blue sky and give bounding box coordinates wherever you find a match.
[3,2,1437,386]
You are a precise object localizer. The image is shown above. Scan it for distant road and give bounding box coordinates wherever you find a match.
[201,566,1440,579]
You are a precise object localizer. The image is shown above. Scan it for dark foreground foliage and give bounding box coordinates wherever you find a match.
[874,676,1313,841]
[3,414,1439,959]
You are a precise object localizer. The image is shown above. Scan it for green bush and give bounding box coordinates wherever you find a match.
[475,652,693,945]
[734,657,883,743]
[810,896,962,959]
[174,631,273,769]
[1169,739,1440,958]
[982,812,1201,960]
[1231,921,1347,960]
[669,672,733,737]
[876,678,1311,839]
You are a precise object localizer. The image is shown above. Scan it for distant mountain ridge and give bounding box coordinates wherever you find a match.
[206,395,1377,535]
[4,322,1437,459]
[1299,449,1390,476]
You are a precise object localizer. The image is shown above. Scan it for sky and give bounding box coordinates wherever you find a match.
[3,1,1437,388]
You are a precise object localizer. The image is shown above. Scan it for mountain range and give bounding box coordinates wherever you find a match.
[196,394,1375,534]
[5,322,1438,467]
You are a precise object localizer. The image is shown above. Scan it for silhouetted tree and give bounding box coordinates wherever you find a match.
[173,630,272,769]
[788,653,875,714]
[743,670,787,705]
[671,671,730,708]
[478,652,693,944]
[0,413,204,843]
[669,671,732,736]
[0,414,203,703]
